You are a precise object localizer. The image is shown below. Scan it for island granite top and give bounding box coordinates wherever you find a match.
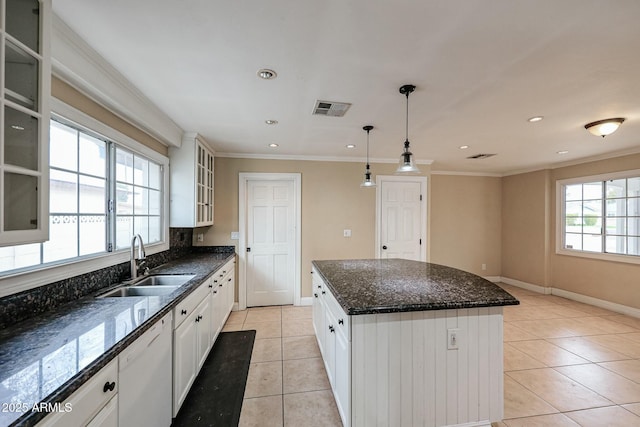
[312,259,519,315]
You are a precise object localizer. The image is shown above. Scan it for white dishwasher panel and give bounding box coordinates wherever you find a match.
[118,312,172,427]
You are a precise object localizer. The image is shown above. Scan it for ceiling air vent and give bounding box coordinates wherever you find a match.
[467,153,497,159]
[312,100,352,117]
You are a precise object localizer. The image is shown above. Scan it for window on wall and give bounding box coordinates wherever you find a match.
[559,171,640,262]
[0,119,165,275]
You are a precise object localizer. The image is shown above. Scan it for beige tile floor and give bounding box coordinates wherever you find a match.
[496,283,640,427]
[222,285,640,427]
[222,305,343,427]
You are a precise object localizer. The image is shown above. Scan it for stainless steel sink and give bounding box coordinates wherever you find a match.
[131,274,196,287]
[99,285,180,298]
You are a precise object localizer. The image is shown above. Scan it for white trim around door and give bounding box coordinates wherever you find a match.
[238,173,302,310]
[375,175,428,261]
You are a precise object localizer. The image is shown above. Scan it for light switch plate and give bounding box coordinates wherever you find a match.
[343,229,352,237]
[447,328,460,350]
[231,231,239,240]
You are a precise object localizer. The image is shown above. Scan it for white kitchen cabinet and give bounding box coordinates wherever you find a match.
[118,312,172,427]
[169,132,214,228]
[37,359,118,427]
[173,306,198,415]
[195,295,213,369]
[311,268,350,424]
[0,0,51,246]
[211,258,235,340]
[172,276,215,416]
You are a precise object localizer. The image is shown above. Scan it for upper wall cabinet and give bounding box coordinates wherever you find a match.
[169,133,214,227]
[0,0,51,246]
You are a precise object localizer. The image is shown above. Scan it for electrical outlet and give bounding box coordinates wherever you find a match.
[197,233,204,242]
[481,263,487,271]
[447,328,460,350]
[343,229,352,238]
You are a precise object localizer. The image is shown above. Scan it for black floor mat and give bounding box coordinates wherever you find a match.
[172,330,256,427]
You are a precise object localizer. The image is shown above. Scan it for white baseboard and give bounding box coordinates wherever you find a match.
[299,297,313,306]
[499,277,640,318]
[483,276,502,283]
[551,288,640,318]
[500,276,552,295]
[232,302,239,311]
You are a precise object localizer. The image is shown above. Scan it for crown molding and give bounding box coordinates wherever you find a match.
[51,13,183,147]
[430,170,503,177]
[215,152,434,164]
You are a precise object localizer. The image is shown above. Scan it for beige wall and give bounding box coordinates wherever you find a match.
[501,153,640,309]
[51,77,168,156]
[201,157,432,299]
[550,153,640,308]
[430,175,502,276]
[501,169,551,286]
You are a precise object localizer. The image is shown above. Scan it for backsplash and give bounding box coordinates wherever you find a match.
[0,228,233,329]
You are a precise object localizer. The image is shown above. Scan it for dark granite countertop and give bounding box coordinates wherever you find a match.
[312,259,519,315]
[0,251,235,427]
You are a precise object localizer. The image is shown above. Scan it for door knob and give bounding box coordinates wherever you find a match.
[247,247,251,252]
[382,245,388,250]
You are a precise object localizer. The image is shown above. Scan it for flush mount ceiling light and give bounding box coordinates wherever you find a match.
[346,144,356,149]
[396,84,420,174]
[584,118,625,137]
[257,68,277,80]
[10,125,24,131]
[361,125,376,188]
[265,119,278,125]
[557,150,569,155]
[459,145,469,150]
[268,143,279,148]
[528,116,544,123]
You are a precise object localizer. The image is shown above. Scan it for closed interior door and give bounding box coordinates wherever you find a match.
[246,179,295,306]
[379,180,423,260]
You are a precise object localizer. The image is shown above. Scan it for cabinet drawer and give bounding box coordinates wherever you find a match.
[324,287,350,341]
[37,359,118,427]
[174,280,210,329]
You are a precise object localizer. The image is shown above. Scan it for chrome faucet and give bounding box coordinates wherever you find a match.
[130,234,148,280]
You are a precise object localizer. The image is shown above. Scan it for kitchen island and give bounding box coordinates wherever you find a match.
[311,259,519,427]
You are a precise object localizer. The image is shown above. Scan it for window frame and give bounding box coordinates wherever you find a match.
[556,168,640,266]
[0,98,169,298]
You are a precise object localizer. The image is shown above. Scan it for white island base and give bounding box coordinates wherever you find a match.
[312,272,504,427]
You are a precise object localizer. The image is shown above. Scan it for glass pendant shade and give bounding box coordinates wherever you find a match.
[361,167,376,187]
[396,140,420,174]
[395,84,421,175]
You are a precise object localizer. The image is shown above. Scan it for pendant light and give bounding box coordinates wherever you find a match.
[396,84,421,174]
[360,125,376,188]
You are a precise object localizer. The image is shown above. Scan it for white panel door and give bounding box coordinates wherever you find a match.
[246,180,295,306]
[379,180,423,260]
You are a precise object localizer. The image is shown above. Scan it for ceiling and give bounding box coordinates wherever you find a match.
[52,0,640,175]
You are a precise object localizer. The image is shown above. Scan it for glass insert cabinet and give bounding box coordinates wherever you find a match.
[0,0,51,246]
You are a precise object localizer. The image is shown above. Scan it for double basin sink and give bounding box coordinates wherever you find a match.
[99,274,196,298]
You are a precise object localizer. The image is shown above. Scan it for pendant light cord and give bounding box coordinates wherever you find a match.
[366,129,370,167]
[405,91,409,144]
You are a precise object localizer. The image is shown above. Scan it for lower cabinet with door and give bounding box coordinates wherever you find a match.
[173,256,235,416]
[37,359,119,427]
[311,268,350,426]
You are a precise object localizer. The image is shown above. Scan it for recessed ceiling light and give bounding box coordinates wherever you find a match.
[557,150,569,155]
[257,68,277,80]
[528,116,544,123]
[459,145,469,149]
[268,143,279,148]
[11,125,24,131]
[265,120,278,125]
[346,144,356,149]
